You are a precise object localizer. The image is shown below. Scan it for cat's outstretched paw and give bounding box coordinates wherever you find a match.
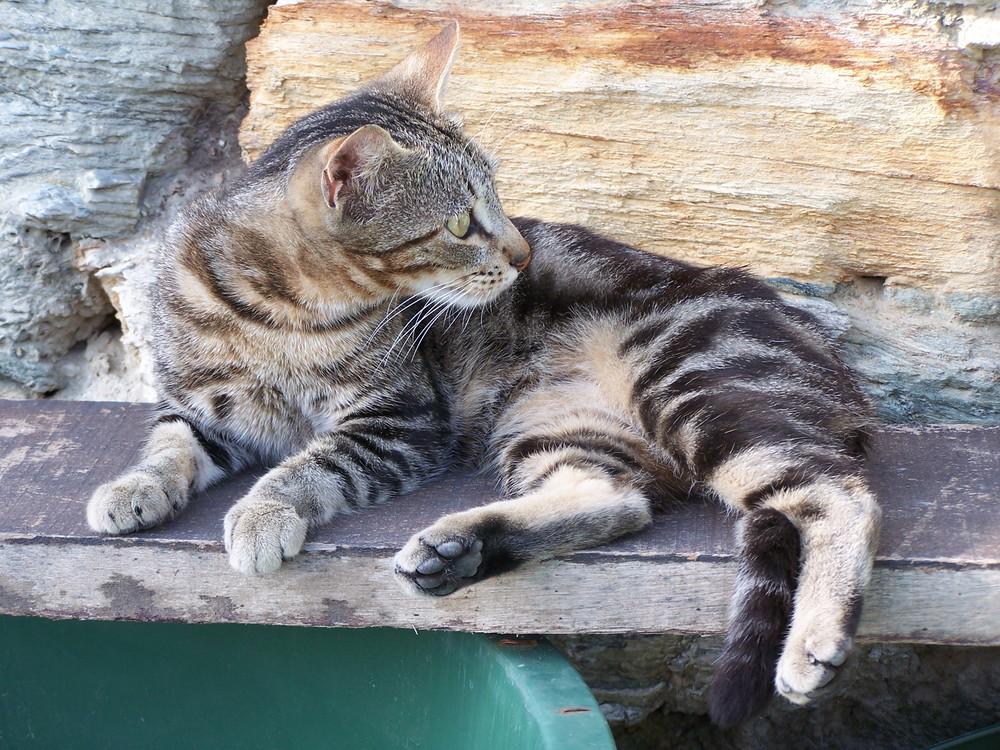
[224,498,307,575]
[394,530,484,596]
[775,627,851,705]
[87,472,183,534]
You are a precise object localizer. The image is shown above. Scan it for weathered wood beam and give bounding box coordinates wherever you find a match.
[1,400,997,643]
[239,0,1000,299]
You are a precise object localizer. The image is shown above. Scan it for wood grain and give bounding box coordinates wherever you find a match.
[239,0,1000,298]
[1,400,997,642]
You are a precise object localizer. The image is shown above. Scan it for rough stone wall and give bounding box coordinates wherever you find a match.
[2,2,998,749]
[0,0,269,400]
[3,0,995,419]
[553,634,1000,749]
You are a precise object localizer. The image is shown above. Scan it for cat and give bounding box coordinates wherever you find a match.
[86,22,881,727]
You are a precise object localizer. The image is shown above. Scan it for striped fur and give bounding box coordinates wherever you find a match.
[87,23,881,724]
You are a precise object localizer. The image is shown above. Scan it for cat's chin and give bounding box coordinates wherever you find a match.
[440,287,509,309]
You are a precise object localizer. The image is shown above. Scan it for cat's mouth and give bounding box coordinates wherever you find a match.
[418,264,519,309]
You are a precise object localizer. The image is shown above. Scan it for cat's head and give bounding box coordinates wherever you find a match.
[269,22,530,309]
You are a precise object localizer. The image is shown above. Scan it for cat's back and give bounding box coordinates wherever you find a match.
[510,218,797,318]
[436,219,869,458]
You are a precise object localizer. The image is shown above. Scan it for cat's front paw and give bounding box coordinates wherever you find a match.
[224,498,308,575]
[87,472,184,534]
[775,624,851,705]
[394,529,484,596]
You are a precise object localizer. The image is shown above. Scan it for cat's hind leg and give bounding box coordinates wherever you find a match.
[86,413,233,534]
[394,381,659,595]
[762,474,880,705]
[622,301,882,722]
[701,438,881,724]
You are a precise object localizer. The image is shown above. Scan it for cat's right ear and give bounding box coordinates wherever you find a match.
[373,21,460,112]
[320,124,407,209]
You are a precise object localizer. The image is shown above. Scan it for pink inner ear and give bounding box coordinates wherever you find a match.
[323,169,342,208]
[323,141,365,208]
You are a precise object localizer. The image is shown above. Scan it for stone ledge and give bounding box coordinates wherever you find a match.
[1,400,997,642]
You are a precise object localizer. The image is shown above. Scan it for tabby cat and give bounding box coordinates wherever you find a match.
[87,23,881,726]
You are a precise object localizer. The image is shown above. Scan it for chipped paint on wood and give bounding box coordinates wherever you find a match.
[0,536,999,643]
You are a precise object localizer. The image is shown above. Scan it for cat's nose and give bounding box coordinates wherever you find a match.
[504,232,531,272]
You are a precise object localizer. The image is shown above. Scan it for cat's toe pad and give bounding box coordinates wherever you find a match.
[87,472,181,534]
[394,532,484,596]
[224,498,307,575]
[776,632,851,705]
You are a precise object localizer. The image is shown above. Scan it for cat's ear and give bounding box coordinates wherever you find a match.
[374,21,459,112]
[320,124,407,209]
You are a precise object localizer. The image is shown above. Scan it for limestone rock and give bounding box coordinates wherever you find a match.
[591,640,1000,750]
[240,0,998,296]
[0,220,111,393]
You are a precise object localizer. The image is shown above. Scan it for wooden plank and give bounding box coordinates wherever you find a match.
[0,400,998,642]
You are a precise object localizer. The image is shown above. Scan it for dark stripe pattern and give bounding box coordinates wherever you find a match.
[708,509,802,728]
[306,391,451,511]
[139,49,876,728]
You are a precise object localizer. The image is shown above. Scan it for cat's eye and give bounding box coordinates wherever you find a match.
[446,210,471,238]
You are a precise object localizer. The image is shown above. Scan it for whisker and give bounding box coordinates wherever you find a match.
[364,281,453,348]
[381,294,450,367]
[454,302,475,337]
[468,105,505,154]
[367,274,486,376]
[481,123,525,161]
[410,302,454,356]
[362,288,405,347]
[398,277,482,361]
[396,297,452,363]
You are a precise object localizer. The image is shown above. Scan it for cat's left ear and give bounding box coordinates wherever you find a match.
[321,124,408,209]
[373,21,460,112]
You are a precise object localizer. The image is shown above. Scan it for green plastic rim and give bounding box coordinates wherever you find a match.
[0,615,615,750]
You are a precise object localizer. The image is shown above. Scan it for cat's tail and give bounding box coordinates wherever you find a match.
[707,508,802,727]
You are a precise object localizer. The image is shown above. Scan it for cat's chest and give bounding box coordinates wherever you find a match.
[187,326,380,457]
[217,374,365,461]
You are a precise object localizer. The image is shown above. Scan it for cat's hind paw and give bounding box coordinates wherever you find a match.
[393,531,484,596]
[87,472,183,534]
[775,627,851,705]
[224,498,308,575]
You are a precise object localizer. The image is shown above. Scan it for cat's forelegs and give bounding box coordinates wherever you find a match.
[87,416,229,534]
[223,445,341,575]
[225,420,447,575]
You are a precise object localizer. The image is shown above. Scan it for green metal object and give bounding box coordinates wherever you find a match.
[0,615,614,749]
